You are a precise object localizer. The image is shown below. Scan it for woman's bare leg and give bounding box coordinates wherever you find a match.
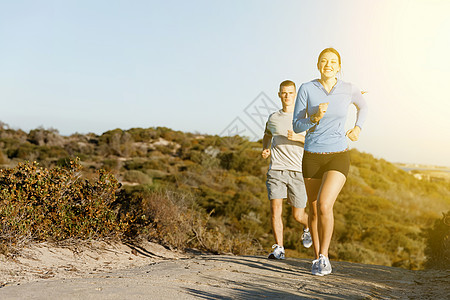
[317,170,346,257]
[304,178,322,259]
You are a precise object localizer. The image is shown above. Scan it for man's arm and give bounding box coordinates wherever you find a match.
[262,132,272,159]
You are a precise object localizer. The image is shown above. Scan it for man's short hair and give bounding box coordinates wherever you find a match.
[279,80,296,91]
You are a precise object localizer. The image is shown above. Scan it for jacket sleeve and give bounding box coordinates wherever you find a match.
[293,84,316,133]
[351,85,369,129]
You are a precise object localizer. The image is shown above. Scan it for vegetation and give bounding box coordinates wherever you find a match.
[424,211,450,269]
[0,124,449,270]
[0,159,125,246]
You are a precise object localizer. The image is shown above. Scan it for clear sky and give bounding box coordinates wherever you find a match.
[1,0,449,166]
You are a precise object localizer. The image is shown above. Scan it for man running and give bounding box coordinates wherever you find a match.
[262,80,312,259]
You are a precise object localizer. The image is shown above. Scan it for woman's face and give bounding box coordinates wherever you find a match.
[317,52,341,79]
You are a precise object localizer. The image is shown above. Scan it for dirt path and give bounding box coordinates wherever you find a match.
[1,251,448,299]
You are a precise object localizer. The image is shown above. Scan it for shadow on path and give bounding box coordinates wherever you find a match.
[183,255,428,299]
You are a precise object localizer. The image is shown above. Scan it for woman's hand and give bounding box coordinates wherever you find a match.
[261,148,271,159]
[311,102,328,123]
[346,126,361,141]
[287,130,305,143]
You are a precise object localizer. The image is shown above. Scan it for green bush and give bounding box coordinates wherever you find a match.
[97,129,134,156]
[0,159,127,247]
[336,243,391,266]
[218,147,266,177]
[425,211,450,269]
[123,170,152,185]
[358,167,391,190]
[7,142,39,160]
[102,158,120,171]
[0,151,8,164]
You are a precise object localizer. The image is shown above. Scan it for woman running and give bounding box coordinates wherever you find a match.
[293,48,368,276]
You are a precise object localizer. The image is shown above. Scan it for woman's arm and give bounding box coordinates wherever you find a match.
[352,85,368,130]
[293,84,318,133]
[346,85,368,141]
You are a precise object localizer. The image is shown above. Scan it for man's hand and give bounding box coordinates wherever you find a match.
[262,148,271,159]
[346,126,361,141]
[310,102,329,123]
[287,130,305,143]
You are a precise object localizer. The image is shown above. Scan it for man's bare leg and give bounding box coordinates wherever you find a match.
[271,198,284,246]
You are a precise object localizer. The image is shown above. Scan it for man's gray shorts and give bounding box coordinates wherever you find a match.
[266,169,307,208]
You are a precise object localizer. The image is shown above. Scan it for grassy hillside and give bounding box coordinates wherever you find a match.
[0,125,448,269]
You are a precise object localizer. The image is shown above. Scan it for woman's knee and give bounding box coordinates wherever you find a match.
[318,201,333,215]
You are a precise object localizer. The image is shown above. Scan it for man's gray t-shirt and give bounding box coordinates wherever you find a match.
[265,110,305,172]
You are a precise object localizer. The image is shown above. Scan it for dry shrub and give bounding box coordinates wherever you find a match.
[143,191,215,249]
[119,188,260,254]
[123,170,152,185]
[335,243,391,266]
[0,159,127,250]
[425,211,450,269]
[0,151,8,165]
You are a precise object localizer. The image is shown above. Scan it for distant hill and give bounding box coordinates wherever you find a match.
[394,163,450,182]
[0,125,449,270]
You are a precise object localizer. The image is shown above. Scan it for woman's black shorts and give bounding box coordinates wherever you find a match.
[302,150,350,179]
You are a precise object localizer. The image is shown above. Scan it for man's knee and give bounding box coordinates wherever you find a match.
[271,199,283,217]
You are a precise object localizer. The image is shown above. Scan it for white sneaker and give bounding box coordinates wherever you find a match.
[317,254,332,276]
[311,259,320,275]
[302,228,312,248]
[268,244,285,259]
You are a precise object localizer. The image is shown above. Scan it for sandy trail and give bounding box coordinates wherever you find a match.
[0,242,448,299]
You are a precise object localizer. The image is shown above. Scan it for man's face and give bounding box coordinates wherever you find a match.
[278,85,296,106]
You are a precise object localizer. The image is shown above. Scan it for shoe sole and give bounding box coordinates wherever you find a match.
[313,271,332,276]
[314,269,332,276]
[268,254,285,260]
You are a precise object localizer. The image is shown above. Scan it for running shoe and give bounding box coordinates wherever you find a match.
[268,244,285,259]
[317,254,332,276]
[302,228,312,248]
[311,258,320,275]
